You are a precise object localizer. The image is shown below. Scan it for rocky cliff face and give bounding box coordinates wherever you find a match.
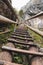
[8,0,12,3]
[0,0,12,19]
[21,0,43,29]
[0,0,18,21]
[30,0,43,4]
[21,0,43,16]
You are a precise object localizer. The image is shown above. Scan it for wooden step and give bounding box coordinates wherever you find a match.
[8,38,34,45]
[12,33,32,38]
[15,30,28,33]
[8,41,38,47]
[2,46,43,56]
[0,60,22,65]
[13,32,29,35]
[10,35,33,41]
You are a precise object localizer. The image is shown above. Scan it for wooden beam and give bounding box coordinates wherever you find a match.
[0,60,22,65]
[8,38,33,44]
[13,32,28,35]
[10,35,33,40]
[12,32,31,37]
[25,24,43,37]
[25,12,43,21]
[2,46,43,56]
[8,38,34,46]
[0,29,10,35]
[12,33,32,38]
[8,40,37,46]
[0,15,17,24]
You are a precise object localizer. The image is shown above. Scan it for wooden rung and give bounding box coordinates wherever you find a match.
[13,31,29,35]
[13,32,28,35]
[11,33,32,38]
[11,35,31,38]
[2,46,43,56]
[0,30,11,35]
[15,30,28,33]
[8,38,34,45]
[8,41,37,47]
[10,35,33,41]
[0,60,22,65]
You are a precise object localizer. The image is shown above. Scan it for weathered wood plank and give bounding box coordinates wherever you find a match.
[0,60,22,65]
[2,46,43,56]
[12,33,32,38]
[26,24,43,37]
[10,35,33,40]
[8,38,34,44]
[0,15,17,24]
[13,32,28,35]
[8,41,37,47]
[0,29,10,35]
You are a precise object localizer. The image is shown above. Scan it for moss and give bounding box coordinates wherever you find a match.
[13,54,23,64]
[0,24,15,46]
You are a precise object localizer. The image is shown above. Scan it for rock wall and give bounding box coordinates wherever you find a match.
[0,0,17,21]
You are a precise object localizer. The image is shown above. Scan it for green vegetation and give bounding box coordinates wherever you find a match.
[19,10,24,17]
[0,24,15,47]
[13,53,23,64]
[0,32,10,46]
[12,43,28,64]
[28,29,43,47]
